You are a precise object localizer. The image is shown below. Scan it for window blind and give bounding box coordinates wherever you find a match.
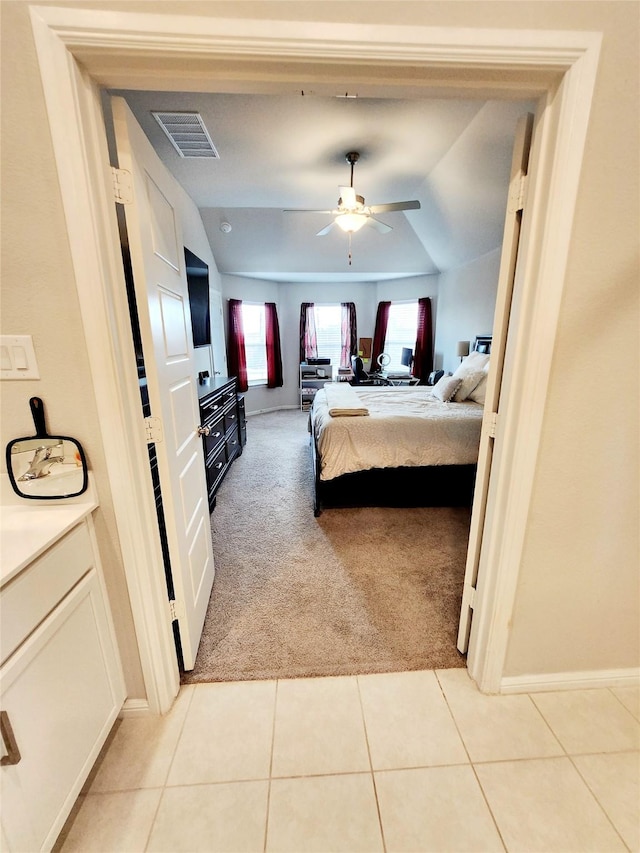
[313,304,342,368]
[241,302,267,385]
[385,301,419,371]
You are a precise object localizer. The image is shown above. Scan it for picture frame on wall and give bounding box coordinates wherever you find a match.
[359,337,372,359]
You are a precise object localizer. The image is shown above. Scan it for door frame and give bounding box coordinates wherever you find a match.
[29,5,601,710]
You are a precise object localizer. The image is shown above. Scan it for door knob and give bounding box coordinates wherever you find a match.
[197,425,211,437]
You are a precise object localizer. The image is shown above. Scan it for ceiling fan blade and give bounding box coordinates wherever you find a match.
[366,217,393,234]
[316,221,335,236]
[369,200,421,214]
[339,186,357,208]
[283,209,333,214]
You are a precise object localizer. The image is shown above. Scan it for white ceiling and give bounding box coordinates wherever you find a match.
[114,90,535,282]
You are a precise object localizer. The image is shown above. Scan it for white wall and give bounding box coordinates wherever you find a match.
[435,249,501,374]
[375,275,439,371]
[221,275,284,413]
[220,276,439,412]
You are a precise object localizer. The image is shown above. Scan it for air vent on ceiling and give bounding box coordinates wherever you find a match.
[152,111,219,159]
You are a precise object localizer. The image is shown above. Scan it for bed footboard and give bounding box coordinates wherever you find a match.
[309,400,476,516]
[309,413,323,517]
[314,465,476,514]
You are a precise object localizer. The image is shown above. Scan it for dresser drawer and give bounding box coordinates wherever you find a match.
[222,387,236,407]
[200,393,225,421]
[198,378,241,511]
[203,411,225,458]
[206,442,227,495]
[1,523,93,664]
[226,429,241,463]
[224,404,238,434]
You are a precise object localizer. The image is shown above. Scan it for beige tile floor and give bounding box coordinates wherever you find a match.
[57,669,640,853]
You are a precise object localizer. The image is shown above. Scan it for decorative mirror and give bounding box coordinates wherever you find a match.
[5,398,88,500]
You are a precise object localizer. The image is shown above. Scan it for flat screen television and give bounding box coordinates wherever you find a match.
[184,247,211,347]
[401,347,413,369]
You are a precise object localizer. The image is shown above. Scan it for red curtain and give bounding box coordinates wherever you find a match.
[371,301,390,369]
[413,297,434,384]
[227,298,248,392]
[265,302,283,388]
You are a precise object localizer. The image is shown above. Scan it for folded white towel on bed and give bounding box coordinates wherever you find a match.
[323,382,369,417]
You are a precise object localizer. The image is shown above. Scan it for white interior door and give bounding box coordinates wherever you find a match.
[458,113,534,653]
[111,96,215,671]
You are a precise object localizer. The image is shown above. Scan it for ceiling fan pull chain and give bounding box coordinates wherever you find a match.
[348,232,353,266]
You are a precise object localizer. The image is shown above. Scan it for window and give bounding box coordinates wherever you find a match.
[385,301,419,372]
[314,304,342,368]
[241,302,267,385]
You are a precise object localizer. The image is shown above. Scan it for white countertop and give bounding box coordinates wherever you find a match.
[0,474,98,586]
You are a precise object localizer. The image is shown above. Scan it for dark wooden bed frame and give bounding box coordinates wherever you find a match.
[309,335,490,517]
[310,419,477,516]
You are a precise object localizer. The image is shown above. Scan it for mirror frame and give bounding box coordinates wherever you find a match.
[5,435,89,500]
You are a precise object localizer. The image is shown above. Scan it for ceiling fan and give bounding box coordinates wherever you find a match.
[286,151,421,238]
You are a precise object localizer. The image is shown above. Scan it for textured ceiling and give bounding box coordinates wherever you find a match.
[114,90,535,282]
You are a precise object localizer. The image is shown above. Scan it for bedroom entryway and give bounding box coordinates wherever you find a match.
[183,409,468,683]
[31,6,601,708]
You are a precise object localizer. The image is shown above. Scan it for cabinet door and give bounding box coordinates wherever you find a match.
[1,571,122,852]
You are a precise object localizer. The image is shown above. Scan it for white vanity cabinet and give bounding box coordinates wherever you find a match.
[0,500,125,852]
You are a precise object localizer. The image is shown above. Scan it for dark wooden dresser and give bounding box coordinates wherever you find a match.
[198,376,246,511]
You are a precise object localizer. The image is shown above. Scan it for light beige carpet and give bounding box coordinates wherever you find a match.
[182,408,469,684]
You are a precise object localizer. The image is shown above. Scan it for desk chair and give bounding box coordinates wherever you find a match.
[349,355,390,386]
[350,355,368,383]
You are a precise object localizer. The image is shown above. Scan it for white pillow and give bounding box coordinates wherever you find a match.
[462,350,490,371]
[451,352,490,401]
[454,371,484,401]
[467,373,488,404]
[431,374,462,402]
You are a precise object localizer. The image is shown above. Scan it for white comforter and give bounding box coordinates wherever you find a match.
[312,386,483,481]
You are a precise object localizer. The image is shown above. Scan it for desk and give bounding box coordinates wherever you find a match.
[348,374,420,387]
[382,375,420,386]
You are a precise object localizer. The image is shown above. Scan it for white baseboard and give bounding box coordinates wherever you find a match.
[501,667,640,694]
[246,404,299,417]
[119,697,152,718]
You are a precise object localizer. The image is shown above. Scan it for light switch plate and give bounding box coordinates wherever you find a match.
[0,335,40,380]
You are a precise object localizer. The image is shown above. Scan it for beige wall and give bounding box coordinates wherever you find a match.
[503,2,639,675]
[0,3,146,698]
[1,1,637,692]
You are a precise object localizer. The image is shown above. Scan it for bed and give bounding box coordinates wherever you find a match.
[309,338,491,515]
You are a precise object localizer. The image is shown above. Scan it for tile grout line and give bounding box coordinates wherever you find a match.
[436,675,637,852]
[263,678,279,853]
[565,751,633,851]
[434,670,509,852]
[607,685,640,724]
[143,682,197,852]
[526,690,571,758]
[356,674,388,853]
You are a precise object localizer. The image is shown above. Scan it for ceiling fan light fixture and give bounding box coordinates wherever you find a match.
[335,212,368,233]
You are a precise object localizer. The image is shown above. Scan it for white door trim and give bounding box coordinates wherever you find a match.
[28,5,601,703]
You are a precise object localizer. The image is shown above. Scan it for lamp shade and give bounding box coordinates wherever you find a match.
[456,340,470,358]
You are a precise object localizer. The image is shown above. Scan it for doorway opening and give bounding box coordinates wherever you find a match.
[103,89,533,684]
[30,6,600,710]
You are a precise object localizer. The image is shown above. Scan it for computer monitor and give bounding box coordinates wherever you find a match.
[400,347,413,369]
